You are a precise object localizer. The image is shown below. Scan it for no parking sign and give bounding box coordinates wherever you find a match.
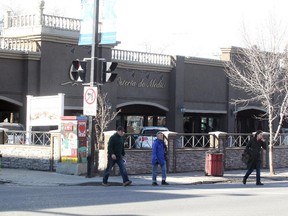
[83,86,97,116]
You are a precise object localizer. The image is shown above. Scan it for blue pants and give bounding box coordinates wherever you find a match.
[244,161,261,183]
[152,161,167,182]
[103,155,129,183]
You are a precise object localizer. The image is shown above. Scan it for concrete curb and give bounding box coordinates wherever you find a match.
[1,168,288,187]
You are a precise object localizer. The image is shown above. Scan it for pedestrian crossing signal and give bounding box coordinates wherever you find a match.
[101,61,118,83]
[69,60,87,82]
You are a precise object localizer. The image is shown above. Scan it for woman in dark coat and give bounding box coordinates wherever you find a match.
[243,130,267,185]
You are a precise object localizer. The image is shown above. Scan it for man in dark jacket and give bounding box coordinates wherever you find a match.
[151,131,168,186]
[102,126,132,186]
[243,130,267,185]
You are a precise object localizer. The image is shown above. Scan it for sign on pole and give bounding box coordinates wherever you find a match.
[83,86,97,116]
[78,0,117,45]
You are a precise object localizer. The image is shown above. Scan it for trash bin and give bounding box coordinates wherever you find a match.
[205,151,224,176]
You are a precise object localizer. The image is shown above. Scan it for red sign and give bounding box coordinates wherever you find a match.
[64,125,73,131]
[78,121,86,137]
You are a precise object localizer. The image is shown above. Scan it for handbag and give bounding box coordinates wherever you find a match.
[241,150,250,164]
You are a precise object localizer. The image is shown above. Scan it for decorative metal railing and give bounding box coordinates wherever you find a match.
[3,130,288,147]
[2,130,51,145]
[225,133,251,147]
[124,132,288,149]
[175,133,210,148]
[123,133,169,149]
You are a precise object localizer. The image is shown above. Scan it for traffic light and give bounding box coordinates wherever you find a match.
[69,60,87,82]
[101,60,118,83]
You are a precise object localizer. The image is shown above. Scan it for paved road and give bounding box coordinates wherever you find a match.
[1,167,288,216]
[1,180,288,216]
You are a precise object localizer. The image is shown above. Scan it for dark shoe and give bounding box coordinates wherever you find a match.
[256,182,264,185]
[152,182,158,186]
[161,180,169,185]
[102,182,109,186]
[242,177,247,185]
[123,180,132,186]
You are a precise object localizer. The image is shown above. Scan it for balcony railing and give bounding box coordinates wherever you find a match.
[112,49,174,66]
[0,37,40,52]
[41,14,80,31]
[5,13,80,31]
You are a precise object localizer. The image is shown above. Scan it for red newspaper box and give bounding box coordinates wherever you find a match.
[205,152,224,176]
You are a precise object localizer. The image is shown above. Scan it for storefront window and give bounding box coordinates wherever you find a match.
[184,116,218,133]
[126,116,143,133]
[148,116,166,127]
[201,117,215,133]
[116,115,167,133]
[158,116,166,126]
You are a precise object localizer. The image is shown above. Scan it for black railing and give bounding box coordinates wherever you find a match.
[1,130,51,145]
[123,132,288,149]
[2,130,288,147]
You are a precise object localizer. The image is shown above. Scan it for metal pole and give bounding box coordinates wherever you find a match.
[87,0,99,178]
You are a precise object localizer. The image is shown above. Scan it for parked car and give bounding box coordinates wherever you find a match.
[0,122,25,144]
[135,126,169,148]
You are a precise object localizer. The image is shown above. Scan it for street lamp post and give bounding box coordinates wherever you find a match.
[87,0,100,178]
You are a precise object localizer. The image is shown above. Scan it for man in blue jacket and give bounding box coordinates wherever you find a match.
[151,131,169,186]
[102,126,132,186]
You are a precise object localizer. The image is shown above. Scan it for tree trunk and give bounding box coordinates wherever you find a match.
[269,143,274,175]
[269,112,274,175]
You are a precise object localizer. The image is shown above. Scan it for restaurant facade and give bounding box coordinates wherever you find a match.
[0,7,269,134]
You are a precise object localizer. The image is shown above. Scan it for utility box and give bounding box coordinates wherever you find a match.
[60,116,88,163]
[205,152,224,176]
[56,116,88,175]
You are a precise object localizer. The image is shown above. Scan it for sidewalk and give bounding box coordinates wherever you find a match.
[1,167,288,187]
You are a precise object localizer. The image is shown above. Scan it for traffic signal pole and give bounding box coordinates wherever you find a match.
[87,0,100,178]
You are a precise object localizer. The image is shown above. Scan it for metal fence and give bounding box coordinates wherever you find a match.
[175,133,210,148]
[1,130,51,145]
[2,130,288,147]
[123,132,288,149]
[225,133,251,147]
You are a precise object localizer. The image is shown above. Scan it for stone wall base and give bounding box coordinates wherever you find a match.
[56,162,87,175]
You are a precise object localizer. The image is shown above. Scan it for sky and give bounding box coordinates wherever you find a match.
[1,0,288,59]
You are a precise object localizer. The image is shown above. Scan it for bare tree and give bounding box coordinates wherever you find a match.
[94,91,120,149]
[225,22,288,175]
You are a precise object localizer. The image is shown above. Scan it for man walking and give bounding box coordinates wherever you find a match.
[102,126,132,186]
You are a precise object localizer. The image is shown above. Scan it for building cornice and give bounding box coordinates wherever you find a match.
[117,61,173,72]
[185,56,224,67]
[0,49,41,60]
